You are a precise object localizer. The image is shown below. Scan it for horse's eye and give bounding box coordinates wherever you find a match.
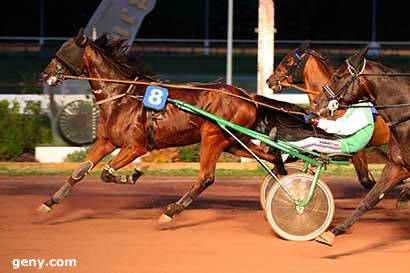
[335,74,343,79]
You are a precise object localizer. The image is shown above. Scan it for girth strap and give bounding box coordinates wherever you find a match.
[146,110,155,151]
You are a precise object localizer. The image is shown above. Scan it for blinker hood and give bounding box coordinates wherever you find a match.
[55,38,86,76]
[287,51,309,83]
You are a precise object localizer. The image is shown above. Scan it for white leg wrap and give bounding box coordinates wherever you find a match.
[72,160,94,180]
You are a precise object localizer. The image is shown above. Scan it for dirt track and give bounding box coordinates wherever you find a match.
[0,175,408,273]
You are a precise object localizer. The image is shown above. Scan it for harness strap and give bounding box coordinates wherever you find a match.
[95,76,138,106]
[339,102,410,109]
[386,112,410,127]
[95,93,126,105]
[337,103,410,127]
[64,75,306,116]
[146,110,155,151]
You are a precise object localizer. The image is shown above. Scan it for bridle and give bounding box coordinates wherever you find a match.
[321,59,367,115]
[321,59,410,126]
[273,49,310,87]
[52,37,88,84]
[271,49,333,96]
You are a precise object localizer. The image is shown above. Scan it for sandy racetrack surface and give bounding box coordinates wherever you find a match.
[0,175,408,273]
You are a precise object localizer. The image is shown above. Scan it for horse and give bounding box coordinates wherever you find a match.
[265,41,391,190]
[312,46,410,245]
[40,29,333,222]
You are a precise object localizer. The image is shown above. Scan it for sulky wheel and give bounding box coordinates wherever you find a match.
[259,163,314,211]
[58,100,99,146]
[265,173,334,241]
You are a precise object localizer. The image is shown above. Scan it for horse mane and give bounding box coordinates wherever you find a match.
[367,60,410,88]
[370,59,410,74]
[92,34,158,80]
[308,49,335,74]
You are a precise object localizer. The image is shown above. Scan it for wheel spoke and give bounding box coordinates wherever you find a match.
[265,173,334,241]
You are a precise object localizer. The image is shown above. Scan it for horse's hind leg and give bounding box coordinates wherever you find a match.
[351,150,376,189]
[100,145,147,184]
[330,162,409,236]
[160,133,229,222]
[37,139,116,213]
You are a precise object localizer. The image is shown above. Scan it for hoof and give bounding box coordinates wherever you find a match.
[397,197,409,209]
[397,188,410,209]
[36,203,51,213]
[315,231,335,246]
[132,169,143,183]
[397,200,409,209]
[158,214,173,223]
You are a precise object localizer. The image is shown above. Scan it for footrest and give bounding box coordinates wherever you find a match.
[320,152,352,161]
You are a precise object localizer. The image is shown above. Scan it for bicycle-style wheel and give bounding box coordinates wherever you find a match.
[58,100,99,146]
[259,163,314,211]
[265,173,334,241]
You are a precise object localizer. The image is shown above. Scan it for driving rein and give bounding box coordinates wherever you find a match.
[323,59,410,127]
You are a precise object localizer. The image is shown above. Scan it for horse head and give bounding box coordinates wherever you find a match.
[266,40,311,92]
[42,28,88,86]
[313,46,371,115]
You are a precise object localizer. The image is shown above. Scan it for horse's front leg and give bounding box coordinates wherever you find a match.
[160,132,230,222]
[100,144,147,184]
[37,139,116,213]
[316,162,410,246]
[351,149,376,189]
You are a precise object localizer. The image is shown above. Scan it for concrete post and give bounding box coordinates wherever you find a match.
[257,0,275,97]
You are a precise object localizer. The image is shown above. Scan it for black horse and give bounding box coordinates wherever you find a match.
[313,46,410,245]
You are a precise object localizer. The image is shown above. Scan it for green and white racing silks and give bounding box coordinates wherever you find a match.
[317,101,375,153]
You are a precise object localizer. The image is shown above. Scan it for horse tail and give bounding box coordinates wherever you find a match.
[251,95,337,141]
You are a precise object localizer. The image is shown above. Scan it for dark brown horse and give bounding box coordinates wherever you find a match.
[313,46,410,245]
[40,30,332,222]
[266,42,390,189]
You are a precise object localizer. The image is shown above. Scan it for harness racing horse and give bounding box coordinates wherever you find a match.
[313,46,410,245]
[266,41,390,189]
[40,30,332,222]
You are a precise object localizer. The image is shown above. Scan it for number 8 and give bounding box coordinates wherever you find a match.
[148,89,164,105]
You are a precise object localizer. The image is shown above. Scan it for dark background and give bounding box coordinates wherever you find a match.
[1,0,409,41]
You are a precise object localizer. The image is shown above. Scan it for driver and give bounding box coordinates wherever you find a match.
[290,101,377,154]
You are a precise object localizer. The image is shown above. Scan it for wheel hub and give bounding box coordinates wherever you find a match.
[295,205,304,214]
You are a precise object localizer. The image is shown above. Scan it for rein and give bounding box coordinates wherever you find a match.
[324,59,410,126]
[361,72,410,77]
[339,102,410,109]
[64,74,306,116]
[280,81,320,95]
